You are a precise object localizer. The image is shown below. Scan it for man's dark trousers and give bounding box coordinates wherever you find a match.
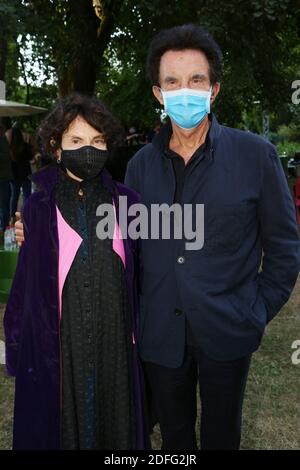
[144,347,252,450]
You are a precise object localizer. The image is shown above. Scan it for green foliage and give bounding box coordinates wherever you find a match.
[277,124,300,142]
[1,0,300,133]
[277,140,300,157]
[97,0,300,129]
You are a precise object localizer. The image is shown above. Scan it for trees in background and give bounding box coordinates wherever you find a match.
[0,0,300,137]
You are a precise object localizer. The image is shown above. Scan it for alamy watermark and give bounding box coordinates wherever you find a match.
[0,340,5,365]
[291,80,300,105]
[291,339,300,365]
[96,196,205,251]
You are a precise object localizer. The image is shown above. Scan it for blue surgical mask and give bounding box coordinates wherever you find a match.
[161,87,212,130]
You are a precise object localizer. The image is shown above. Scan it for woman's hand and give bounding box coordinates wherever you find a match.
[15,212,24,246]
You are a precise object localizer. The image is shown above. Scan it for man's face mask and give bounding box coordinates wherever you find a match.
[161,87,212,130]
[59,145,109,180]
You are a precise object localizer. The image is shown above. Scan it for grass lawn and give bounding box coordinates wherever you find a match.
[0,304,14,450]
[0,276,299,450]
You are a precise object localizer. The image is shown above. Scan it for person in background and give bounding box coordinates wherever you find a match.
[146,123,162,143]
[6,122,33,223]
[0,120,13,242]
[126,127,140,146]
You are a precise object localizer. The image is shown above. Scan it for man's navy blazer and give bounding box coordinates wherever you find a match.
[125,114,300,367]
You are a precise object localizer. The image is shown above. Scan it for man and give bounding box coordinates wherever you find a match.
[123,24,300,450]
[15,24,300,450]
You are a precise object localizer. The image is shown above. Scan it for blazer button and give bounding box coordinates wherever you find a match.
[175,308,183,316]
[177,256,185,264]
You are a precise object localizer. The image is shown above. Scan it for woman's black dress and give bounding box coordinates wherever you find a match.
[55,169,135,449]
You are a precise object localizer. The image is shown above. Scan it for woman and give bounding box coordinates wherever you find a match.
[4,94,147,450]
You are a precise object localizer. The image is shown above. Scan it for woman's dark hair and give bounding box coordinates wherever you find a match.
[38,93,124,155]
[146,24,223,86]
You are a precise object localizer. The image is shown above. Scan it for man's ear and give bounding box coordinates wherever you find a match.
[152,85,164,106]
[211,82,220,105]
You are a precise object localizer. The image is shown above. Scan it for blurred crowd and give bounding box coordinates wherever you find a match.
[0,118,41,244]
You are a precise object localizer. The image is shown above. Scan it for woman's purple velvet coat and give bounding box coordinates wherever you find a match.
[4,165,147,450]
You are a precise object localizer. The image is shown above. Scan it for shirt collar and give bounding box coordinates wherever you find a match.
[152,113,221,159]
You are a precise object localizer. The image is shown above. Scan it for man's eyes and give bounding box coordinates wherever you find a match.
[192,78,205,84]
[165,79,177,86]
[165,78,206,88]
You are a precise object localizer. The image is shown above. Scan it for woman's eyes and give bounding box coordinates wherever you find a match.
[70,139,105,145]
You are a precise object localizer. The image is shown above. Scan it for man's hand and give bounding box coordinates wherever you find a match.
[15,212,24,246]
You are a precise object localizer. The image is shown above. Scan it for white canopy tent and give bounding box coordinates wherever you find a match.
[0,81,47,117]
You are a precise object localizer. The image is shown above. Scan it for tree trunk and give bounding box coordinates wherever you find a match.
[57,0,121,96]
[0,37,8,82]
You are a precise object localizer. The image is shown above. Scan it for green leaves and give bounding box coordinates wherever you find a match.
[1,0,300,133]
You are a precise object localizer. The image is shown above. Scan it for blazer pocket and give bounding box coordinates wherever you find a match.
[228,282,267,333]
[203,202,257,256]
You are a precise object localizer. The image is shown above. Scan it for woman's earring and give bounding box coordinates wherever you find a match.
[57,157,61,164]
